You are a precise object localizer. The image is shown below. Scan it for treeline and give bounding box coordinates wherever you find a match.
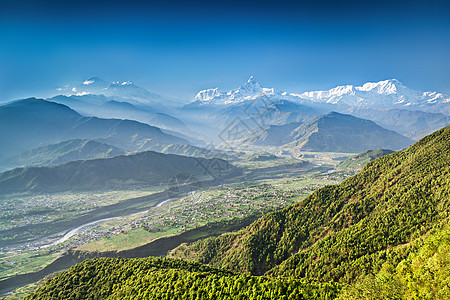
[25,257,340,300]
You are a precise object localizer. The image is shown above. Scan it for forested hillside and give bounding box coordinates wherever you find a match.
[25,257,340,300]
[337,148,394,172]
[170,126,449,281]
[25,126,450,299]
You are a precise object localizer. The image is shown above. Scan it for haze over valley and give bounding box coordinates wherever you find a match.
[1,1,450,299]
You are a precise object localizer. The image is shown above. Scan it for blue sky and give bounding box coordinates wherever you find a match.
[1,0,450,102]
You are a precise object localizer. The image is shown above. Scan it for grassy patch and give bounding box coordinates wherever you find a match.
[0,250,59,281]
[76,227,154,252]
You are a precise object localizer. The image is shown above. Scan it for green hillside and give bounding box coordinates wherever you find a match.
[25,257,340,300]
[337,148,395,172]
[25,126,450,299]
[339,222,450,299]
[170,126,449,281]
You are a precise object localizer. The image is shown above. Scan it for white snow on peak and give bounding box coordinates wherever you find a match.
[301,85,355,104]
[83,79,95,85]
[194,76,282,105]
[299,79,450,108]
[195,88,222,102]
[355,79,403,94]
[192,77,450,110]
[57,77,161,105]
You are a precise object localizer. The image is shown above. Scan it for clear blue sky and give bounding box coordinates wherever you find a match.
[1,0,450,102]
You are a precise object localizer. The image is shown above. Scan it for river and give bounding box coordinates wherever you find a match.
[42,197,177,249]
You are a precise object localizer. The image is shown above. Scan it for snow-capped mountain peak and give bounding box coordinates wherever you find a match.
[192,77,449,112]
[194,76,279,105]
[82,77,106,86]
[56,77,161,105]
[355,79,404,95]
[194,88,222,102]
[245,75,260,87]
[111,80,134,86]
[300,79,450,108]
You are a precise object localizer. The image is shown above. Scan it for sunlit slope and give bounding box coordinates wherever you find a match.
[24,126,450,300]
[25,257,340,300]
[337,148,395,172]
[170,126,450,283]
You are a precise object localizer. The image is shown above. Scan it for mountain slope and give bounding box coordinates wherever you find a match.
[337,149,395,172]
[339,222,450,299]
[169,126,450,283]
[182,96,320,137]
[48,95,189,133]
[56,77,163,106]
[194,76,282,105]
[155,144,237,160]
[0,98,188,160]
[0,151,236,194]
[251,122,302,146]
[344,107,450,140]
[26,257,340,300]
[187,78,449,141]
[192,77,449,112]
[286,112,413,152]
[24,126,450,300]
[252,112,413,152]
[299,79,450,110]
[0,139,125,171]
[182,77,321,137]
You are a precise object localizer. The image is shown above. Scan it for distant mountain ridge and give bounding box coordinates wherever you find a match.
[337,148,395,172]
[297,79,450,109]
[0,150,237,194]
[56,77,162,105]
[251,112,414,153]
[187,77,449,140]
[48,95,189,134]
[0,98,188,161]
[193,77,450,112]
[0,139,125,171]
[194,76,279,105]
[343,107,450,140]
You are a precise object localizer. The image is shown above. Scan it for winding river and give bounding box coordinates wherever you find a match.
[42,197,176,249]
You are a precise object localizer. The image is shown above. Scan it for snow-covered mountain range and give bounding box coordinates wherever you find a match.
[57,77,162,105]
[297,79,450,109]
[194,76,281,105]
[194,76,450,111]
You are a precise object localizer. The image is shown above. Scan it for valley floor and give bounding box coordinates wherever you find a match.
[0,153,353,298]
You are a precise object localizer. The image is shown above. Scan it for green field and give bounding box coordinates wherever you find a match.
[75,174,344,253]
[0,251,59,281]
[76,227,156,252]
